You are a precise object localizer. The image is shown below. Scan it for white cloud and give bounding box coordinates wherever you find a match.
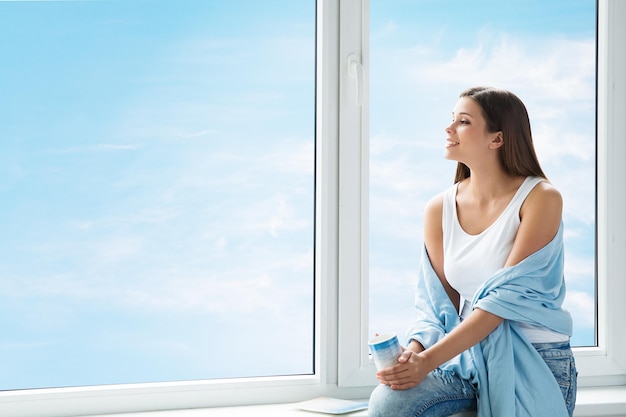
[533,124,594,164]
[553,170,596,226]
[370,266,420,340]
[215,236,227,258]
[563,251,595,287]
[262,140,314,175]
[3,242,314,318]
[410,33,595,101]
[371,20,399,43]
[563,290,595,328]
[129,250,312,316]
[48,144,141,154]
[175,129,216,139]
[228,192,311,237]
[93,236,145,263]
[0,340,60,350]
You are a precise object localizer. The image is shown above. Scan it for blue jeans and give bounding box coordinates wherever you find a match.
[368,341,577,417]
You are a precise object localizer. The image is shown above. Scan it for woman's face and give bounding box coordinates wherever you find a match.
[444,97,498,165]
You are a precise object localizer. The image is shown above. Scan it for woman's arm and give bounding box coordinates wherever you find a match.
[422,193,460,312]
[377,308,503,390]
[377,182,563,390]
[505,181,562,267]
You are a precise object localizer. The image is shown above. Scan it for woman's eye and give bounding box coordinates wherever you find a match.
[459,120,469,125]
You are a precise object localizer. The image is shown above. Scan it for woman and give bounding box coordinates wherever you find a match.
[368,87,577,417]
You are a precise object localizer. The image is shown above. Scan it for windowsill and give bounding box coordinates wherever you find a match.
[85,385,626,417]
[574,385,626,416]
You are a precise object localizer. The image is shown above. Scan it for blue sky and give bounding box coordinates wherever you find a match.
[0,0,595,389]
[0,0,316,389]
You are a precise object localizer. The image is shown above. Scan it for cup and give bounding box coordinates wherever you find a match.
[368,333,402,370]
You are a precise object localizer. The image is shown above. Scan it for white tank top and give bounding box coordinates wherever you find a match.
[442,176,569,343]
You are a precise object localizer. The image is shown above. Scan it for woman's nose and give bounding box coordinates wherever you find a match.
[445,122,454,134]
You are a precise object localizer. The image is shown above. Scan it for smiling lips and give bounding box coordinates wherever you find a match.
[446,139,459,148]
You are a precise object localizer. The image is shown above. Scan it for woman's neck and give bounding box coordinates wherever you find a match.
[461,170,525,203]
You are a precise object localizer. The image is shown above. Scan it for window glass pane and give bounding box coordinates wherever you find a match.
[369,0,596,347]
[0,0,315,389]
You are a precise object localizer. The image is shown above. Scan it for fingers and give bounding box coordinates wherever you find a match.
[376,352,411,379]
[397,350,412,363]
[376,363,404,379]
[375,352,426,390]
[384,371,419,390]
[376,366,413,385]
[390,381,419,390]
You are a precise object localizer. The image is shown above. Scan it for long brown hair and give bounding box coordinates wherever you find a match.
[454,87,547,183]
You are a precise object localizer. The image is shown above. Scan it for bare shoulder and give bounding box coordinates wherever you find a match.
[533,180,562,199]
[423,192,444,261]
[506,180,562,265]
[423,192,445,238]
[424,192,444,219]
[522,180,563,218]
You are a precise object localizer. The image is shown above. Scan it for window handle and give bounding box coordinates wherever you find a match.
[347,54,363,107]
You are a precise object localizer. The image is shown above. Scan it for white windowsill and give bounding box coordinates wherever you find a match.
[85,386,626,417]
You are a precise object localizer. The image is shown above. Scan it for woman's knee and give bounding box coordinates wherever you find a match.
[367,384,426,417]
[368,383,419,417]
[367,371,477,417]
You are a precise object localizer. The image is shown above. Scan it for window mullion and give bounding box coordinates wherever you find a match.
[336,0,376,387]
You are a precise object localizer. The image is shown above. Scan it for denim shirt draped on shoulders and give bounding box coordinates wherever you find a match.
[406,224,572,417]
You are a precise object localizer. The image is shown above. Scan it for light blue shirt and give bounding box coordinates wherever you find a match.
[407,224,572,417]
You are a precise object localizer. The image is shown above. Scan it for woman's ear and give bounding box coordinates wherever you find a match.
[489,132,504,149]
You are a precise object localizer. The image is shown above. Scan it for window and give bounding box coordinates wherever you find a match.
[369,0,597,350]
[337,0,625,391]
[1,1,625,416]
[0,0,315,389]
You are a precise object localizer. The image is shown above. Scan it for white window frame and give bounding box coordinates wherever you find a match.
[0,1,623,416]
[336,0,626,390]
[581,0,626,387]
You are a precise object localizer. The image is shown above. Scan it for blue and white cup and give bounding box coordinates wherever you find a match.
[368,333,402,370]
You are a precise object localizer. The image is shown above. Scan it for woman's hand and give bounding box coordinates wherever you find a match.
[375,349,432,390]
